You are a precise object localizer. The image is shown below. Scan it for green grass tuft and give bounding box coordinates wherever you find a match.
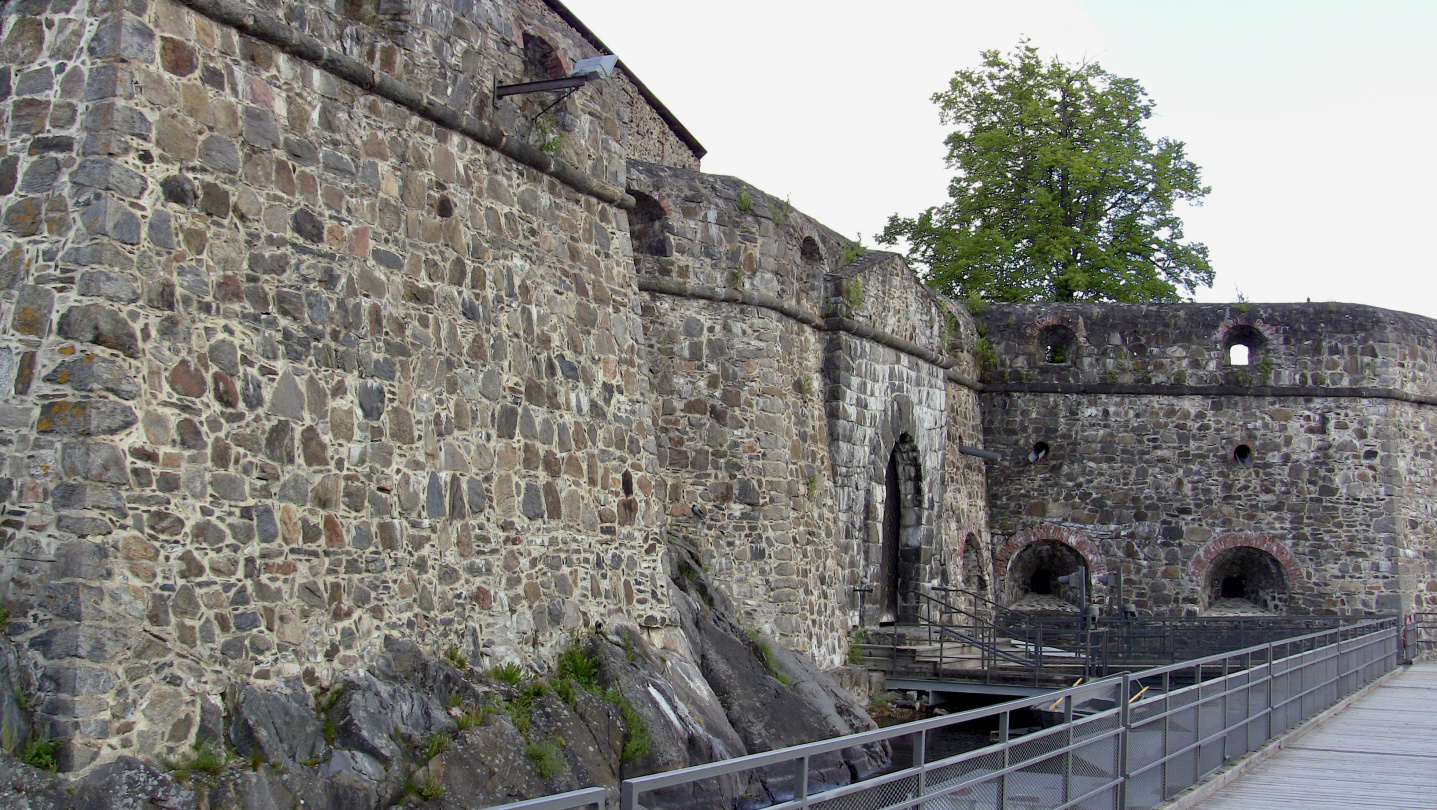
[601,688,651,763]
[423,732,449,762]
[556,644,600,690]
[488,662,525,685]
[455,705,486,731]
[23,737,63,773]
[525,742,565,778]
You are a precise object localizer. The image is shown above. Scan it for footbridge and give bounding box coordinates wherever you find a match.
[491,616,1408,810]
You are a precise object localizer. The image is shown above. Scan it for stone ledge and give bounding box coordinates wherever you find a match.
[637,276,985,393]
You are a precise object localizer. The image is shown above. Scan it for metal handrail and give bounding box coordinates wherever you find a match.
[487,786,606,810]
[613,616,1399,810]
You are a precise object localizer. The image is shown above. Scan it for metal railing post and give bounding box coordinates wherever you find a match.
[1162,669,1171,800]
[915,729,927,809]
[799,754,810,808]
[1221,654,1230,764]
[998,710,1010,810]
[1063,693,1074,806]
[620,781,636,810]
[1265,641,1274,739]
[1118,672,1131,809]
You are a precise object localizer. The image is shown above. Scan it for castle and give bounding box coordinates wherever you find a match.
[2,0,1433,774]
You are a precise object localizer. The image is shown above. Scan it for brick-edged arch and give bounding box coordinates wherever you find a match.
[1190,533,1301,584]
[993,525,1106,580]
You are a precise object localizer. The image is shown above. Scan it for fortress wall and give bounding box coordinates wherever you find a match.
[627,163,851,662]
[978,303,1437,615]
[629,163,990,660]
[825,255,988,622]
[0,0,667,768]
[981,390,1402,613]
[1390,403,1437,613]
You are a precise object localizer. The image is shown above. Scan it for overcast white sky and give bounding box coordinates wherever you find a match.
[562,0,1437,318]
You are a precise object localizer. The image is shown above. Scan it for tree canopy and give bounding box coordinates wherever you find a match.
[879,41,1213,304]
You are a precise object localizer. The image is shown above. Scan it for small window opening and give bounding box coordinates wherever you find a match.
[1028,441,1050,464]
[801,236,822,264]
[522,34,565,80]
[1224,325,1265,367]
[1039,324,1077,365]
[1220,576,1246,599]
[627,191,670,257]
[1233,444,1253,466]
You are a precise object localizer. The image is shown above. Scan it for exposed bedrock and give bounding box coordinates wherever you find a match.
[0,552,883,809]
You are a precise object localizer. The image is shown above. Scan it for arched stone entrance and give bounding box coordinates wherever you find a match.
[1005,540,1087,613]
[875,432,923,623]
[993,526,1105,614]
[1193,534,1297,615]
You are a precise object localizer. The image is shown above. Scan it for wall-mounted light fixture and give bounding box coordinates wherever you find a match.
[494,54,619,105]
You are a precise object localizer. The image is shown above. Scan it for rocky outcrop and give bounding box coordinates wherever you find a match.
[0,551,884,809]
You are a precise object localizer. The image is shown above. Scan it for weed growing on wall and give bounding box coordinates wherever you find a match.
[531,115,565,153]
[841,279,865,311]
[771,196,793,224]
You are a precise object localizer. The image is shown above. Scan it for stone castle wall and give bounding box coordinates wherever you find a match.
[977,302,1437,615]
[0,0,693,769]
[627,162,991,664]
[1,0,1434,781]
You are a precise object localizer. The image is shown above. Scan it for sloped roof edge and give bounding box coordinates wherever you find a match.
[542,0,707,160]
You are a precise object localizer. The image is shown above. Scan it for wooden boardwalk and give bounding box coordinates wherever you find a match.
[1193,661,1437,809]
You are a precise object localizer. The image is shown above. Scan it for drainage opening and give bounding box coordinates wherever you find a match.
[1233,444,1253,466]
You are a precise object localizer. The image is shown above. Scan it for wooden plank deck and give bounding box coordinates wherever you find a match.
[1193,661,1437,809]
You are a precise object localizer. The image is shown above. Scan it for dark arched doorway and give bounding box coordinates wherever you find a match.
[1006,540,1086,614]
[1202,546,1289,614]
[876,433,923,624]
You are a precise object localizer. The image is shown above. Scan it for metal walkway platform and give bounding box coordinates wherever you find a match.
[1192,661,1437,809]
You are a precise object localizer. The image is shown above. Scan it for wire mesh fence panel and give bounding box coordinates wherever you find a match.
[1221,680,1254,758]
[1124,712,1166,775]
[805,772,921,810]
[922,750,1005,810]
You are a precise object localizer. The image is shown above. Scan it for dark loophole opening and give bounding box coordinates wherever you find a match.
[1028,441,1050,464]
[1233,444,1253,466]
[627,191,671,257]
[801,236,822,264]
[1220,576,1246,599]
[522,33,566,80]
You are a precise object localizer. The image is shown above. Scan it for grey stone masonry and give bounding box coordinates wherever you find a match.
[977,302,1437,617]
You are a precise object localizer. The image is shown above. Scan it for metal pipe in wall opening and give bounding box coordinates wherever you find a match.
[958,444,1002,462]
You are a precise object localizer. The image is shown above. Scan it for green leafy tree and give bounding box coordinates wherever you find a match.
[880,41,1213,303]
